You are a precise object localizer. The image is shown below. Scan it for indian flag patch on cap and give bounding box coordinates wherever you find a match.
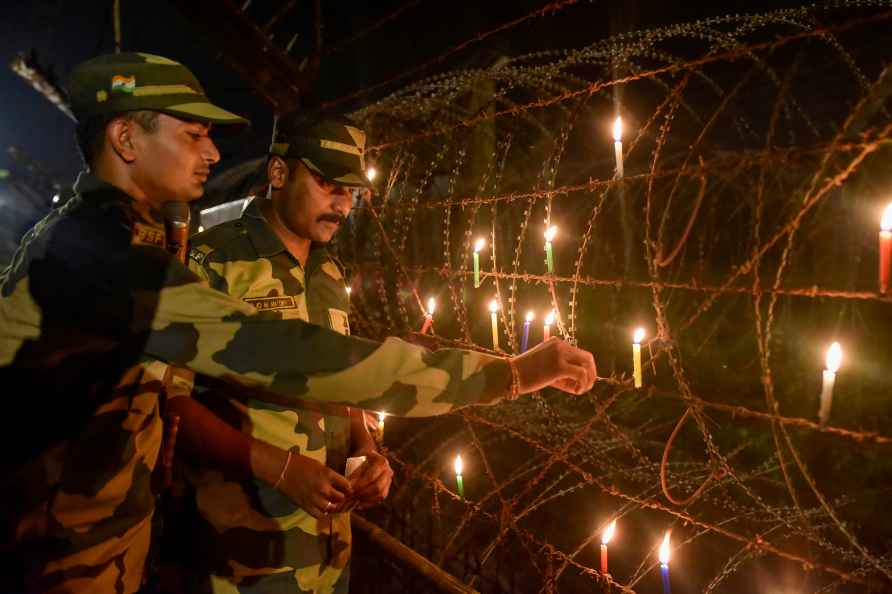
[111,74,136,94]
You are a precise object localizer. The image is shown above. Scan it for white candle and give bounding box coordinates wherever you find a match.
[613,116,624,179]
[819,342,842,425]
[633,327,645,388]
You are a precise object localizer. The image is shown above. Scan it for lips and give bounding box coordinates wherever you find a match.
[194,170,210,182]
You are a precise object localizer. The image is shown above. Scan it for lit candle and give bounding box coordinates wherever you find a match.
[345,286,352,297]
[377,412,386,442]
[520,311,534,353]
[659,532,671,594]
[454,454,464,500]
[473,238,486,288]
[819,342,842,425]
[880,203,892,294]
[366,166,377,181]
[633,327,645,388]
[544,226,557,274]
[544,310,555,341]
[420,297,436,334]
[489,299,500,351]
[600,519,616,576]
[613,116,624,179]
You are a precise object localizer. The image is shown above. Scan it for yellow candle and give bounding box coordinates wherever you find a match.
[613,116,624,178]
[489,299,500,350]
[377,412,385,442]
[633,327,645,388]
[819,342,842,425]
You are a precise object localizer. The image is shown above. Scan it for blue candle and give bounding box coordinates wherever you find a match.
[659,532,672,594]
[661,564,671,594]
[520,311,534,352]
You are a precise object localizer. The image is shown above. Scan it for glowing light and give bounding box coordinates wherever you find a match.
[489,299,499,313]
[613,116,623,142]
[198,225,204,232]
[634,327,645,344]
[427,297,436,315]
[474,238,486,253]
[825,342,842,373]
[346,287,352,296]
[525,311,535,323]
[658,532,671,565]
[378,412,386,423]
[601,519,617,545]
[544,226,558,243]
[882,203,892,232]
[366,167,377,181]
[51,193,60,204]
[454,454,463,475]
[545,310,556,326]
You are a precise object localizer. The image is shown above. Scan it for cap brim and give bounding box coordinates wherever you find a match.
[300,158,372,189]
[161,101,250,128]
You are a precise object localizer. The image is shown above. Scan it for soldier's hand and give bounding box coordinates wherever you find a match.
[510,337,597,395]
[278,452,353,518]
[348,451,393,509]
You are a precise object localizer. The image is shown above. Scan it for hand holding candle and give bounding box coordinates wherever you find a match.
[420,297,436,334]
[632,327,645,388]
[880,203,892,294]
[544,226,557,274]
[600,519,616,576]
[613,116,624,179]
[473,238,486,288]
[819,342,842,425]
[659,532,671,594]
[520,311,534,353]
[454,454,464,500]
[489,299,500,351]
[544,310,555,341]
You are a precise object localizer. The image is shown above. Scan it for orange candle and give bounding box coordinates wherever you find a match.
[543,310,555,341]
[600,519,616,575]
[880,203,892,294]
[420,298,436,334]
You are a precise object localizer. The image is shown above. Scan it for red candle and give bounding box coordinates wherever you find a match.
[420,298,435,334]
[600,519,616,575]
[880,203,892,294]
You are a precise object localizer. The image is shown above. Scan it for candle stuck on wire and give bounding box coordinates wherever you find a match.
[819,342,842,425]
[544,226,557,274]
[544,310,555,341]
[520,311,534,353]
[420,297,436,334]
[473,238,486,288]
[880,203,892,294]
[600,519,616,576]
[454,454,464,500]
[366,167,377,182]
[659,532,671,594]
[377,412,386,442]
[489,299,500,351]
[613,116,624,179]
[633,327,645,388]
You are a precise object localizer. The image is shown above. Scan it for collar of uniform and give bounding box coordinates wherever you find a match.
[244,197,333,268]
[72,170,125,201]
[73,170,166,226]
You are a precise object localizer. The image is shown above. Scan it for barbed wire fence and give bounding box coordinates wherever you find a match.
[339,2,892,592]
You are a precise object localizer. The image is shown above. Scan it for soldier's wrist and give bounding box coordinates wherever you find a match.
[249,439,290,487]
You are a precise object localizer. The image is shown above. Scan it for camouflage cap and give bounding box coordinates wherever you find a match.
[67,52,249,128]
[270,114,372,189]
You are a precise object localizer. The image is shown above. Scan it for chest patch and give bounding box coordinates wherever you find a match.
[328,308,350,335]
[244,295,297,311]
[131,222,166,248]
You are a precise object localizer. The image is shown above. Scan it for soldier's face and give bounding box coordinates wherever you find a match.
[129,113,220,204]
[272,159,352,243]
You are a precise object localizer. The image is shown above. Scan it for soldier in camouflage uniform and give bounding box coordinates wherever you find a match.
[165,114,393,594]
[0,53,597,594]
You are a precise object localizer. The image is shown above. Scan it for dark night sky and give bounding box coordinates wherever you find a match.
[0,0,807,190]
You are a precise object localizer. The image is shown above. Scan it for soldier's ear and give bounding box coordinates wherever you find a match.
[267,156,289,190]
[106,117,138,164]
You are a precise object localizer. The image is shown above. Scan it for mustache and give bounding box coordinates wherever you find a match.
[317,213,346,225]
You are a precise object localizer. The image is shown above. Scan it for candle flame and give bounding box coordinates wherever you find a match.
[525,311,535,322]
[882,203,892,232]
[345,287,352,296]
[544,310,556,326]
[377,412,385,423]
[658,532,671,564]
[601,519,617,545]
[454,454,463,475]
[825,342,842,373]
[489,299,499,313]
[544,226,558,243]
[613,116,623,142]
[427,298,436,316]
[366,167,377,181]
[633,327,645,344]
[474,238,486,253]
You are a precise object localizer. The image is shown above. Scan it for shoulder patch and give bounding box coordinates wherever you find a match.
[131,221,165,248]
[188,246,212,265]
[320,260,344,281]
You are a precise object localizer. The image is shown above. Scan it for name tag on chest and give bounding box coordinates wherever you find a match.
[244,295,296,311]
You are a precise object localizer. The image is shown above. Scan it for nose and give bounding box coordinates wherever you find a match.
[202,137,221,165]
[332,190,352,217]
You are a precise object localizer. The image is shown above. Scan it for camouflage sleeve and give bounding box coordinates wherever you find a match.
[12,205,510,417]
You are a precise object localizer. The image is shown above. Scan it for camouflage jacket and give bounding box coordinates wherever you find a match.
[0,175,511,593]
[173,198,356,593]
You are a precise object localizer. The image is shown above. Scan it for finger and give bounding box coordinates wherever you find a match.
[163,415,180,468]
[563,348,597,391]
[355,468,393,502]
[325,488,347,506]
[352,460,387,491]
[328,471,353,497]
[554,361,588,394]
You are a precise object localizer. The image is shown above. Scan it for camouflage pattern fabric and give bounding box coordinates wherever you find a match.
[0,175,510,593]
[171,197,356,593]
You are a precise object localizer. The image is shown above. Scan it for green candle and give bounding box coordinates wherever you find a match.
[544,226,557,274]
[454,454,465,499]
[473,238,485,288]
